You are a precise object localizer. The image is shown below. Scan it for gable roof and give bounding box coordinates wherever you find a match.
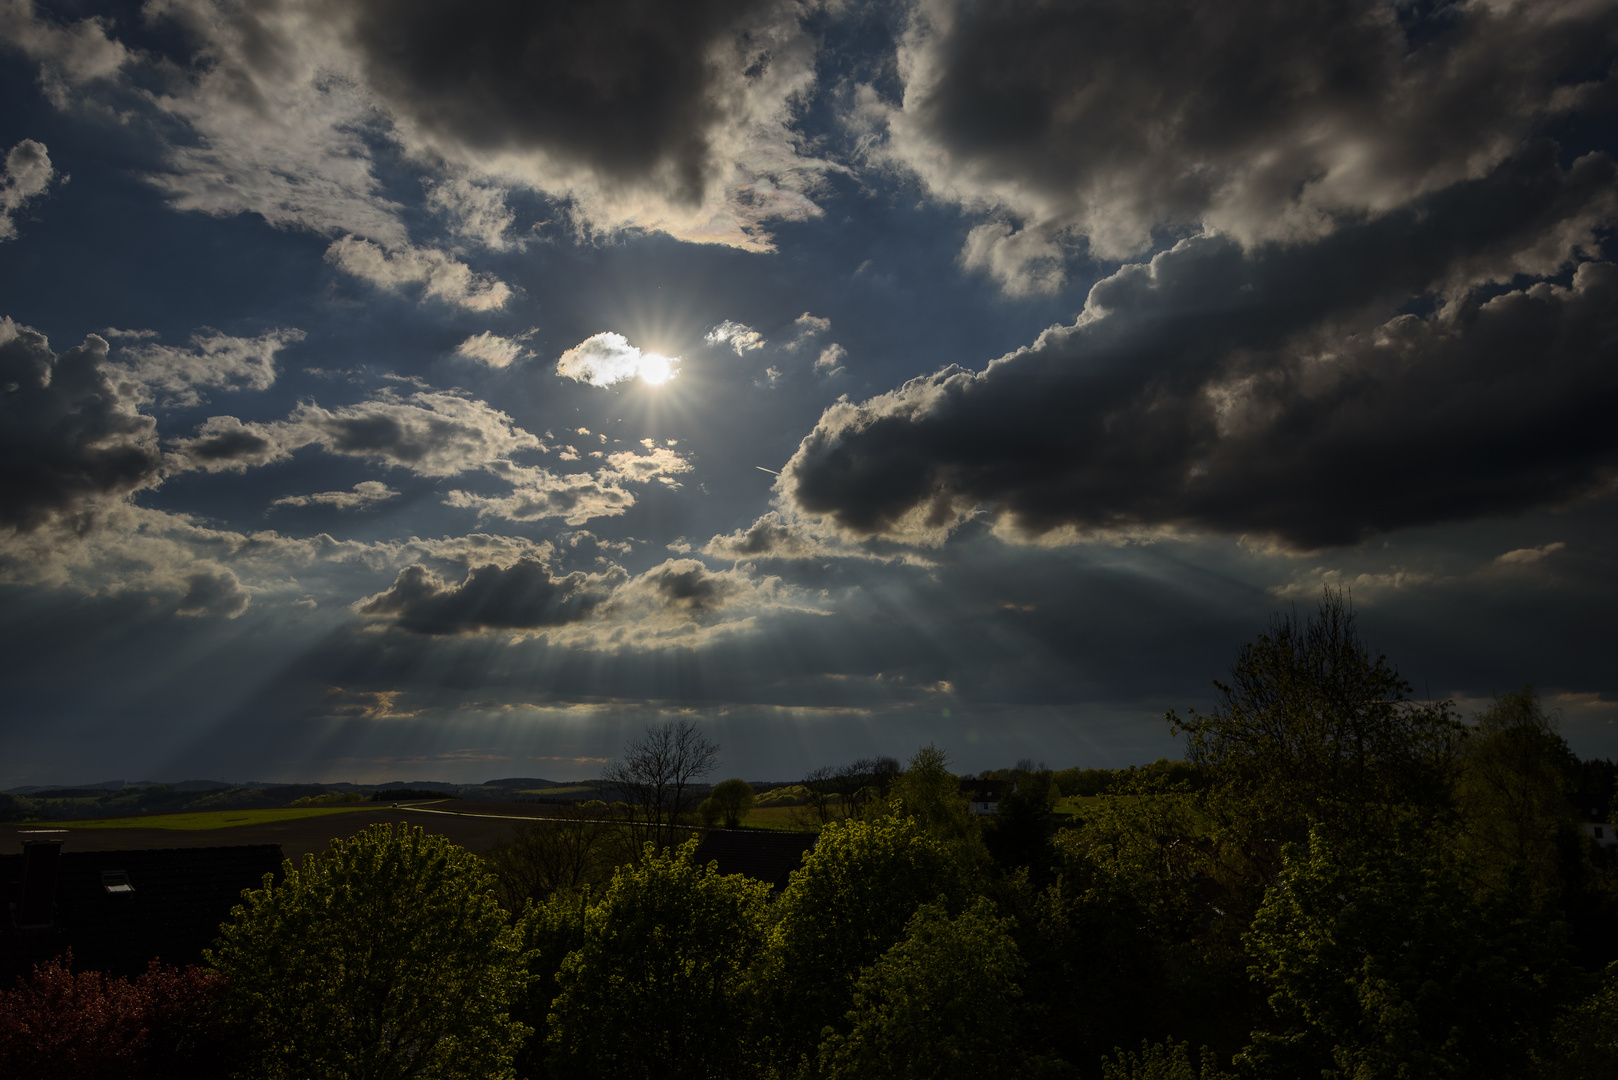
[692,829,818,893]
[959,779,1005,801]
[1,844,283,981]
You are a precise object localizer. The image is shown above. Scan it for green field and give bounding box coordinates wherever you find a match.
[55,806,377,831]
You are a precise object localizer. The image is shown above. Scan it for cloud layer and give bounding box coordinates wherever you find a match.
[0,320,160,533]
[782,145,1618,549]
[871,0,1618,291]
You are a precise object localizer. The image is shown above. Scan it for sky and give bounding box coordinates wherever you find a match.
[2,0,1617,787]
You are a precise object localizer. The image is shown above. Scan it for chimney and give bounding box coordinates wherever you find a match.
[15,840,62,929]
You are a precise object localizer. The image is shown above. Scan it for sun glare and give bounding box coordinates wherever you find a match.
[638,353,674,385]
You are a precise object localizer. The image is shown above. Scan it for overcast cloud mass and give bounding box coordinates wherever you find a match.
[2,0,1616,786]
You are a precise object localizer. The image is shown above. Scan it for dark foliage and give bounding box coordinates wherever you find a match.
[0,951,245,1079]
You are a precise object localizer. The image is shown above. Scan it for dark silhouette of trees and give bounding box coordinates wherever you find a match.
[1243,825,1574,1080]
[0,951,241,1079]
[704,777,756,828]
[1169,588,1463,878]
[801,756,900,826]
[484,804,627,910]
[600,720,719,852]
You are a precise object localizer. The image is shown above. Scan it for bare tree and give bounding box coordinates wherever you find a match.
[600,720,720,852]
[484,804,627,910]
[798,756,902,826]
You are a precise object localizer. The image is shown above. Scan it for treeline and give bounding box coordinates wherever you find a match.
[4,591,1618,1079]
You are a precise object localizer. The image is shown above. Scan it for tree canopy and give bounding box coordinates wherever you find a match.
[208,823,528,1080]
[1169,589,1463,873]
[544,839,770,1080]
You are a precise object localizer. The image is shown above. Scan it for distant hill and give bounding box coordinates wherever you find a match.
[0,774,605,823]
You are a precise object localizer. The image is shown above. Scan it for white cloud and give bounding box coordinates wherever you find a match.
[168,390,544,477]
[456,331,527,368]
[555,331,678,387]
[959,221,1068,297]
[705,319,765,355]
[271,481,399,512]
[426,176,520,251]
[784,312,831,349]
[1494,542,1567,566]
[0,1,131,105]
[119,327,305,406]
[448,445,693,526]
[21,0,831,255]
[445,467,639,527]
[0,139,54,241]
[815,342,847,375]
[325,237,511,311]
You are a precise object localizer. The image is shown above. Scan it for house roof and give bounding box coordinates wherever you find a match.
[692,829,818,893]
[959,779,1005,801]
[1,844,283,981]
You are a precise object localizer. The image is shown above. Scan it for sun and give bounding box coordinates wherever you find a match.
[638,353,674,385]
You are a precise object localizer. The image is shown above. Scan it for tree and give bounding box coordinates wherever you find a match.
[0,951,242,1079]
[817,897,1032,1080]
[600,720,720,852]
[1455,687,1581,900]
[1539,960,1618,1080]
[484,804,628,910]
[208,823,529,1080]
[802,757,901,826]
[754,816,968,1072]
[1102,1041,1234,1080]
[1241,825,1573,1080]
[509,889,592,1080]
[1168,589,1462,877]
[707,777,756,828]
[984,765,1061,880]
[888,744,975,844]
[544,839,770,1080]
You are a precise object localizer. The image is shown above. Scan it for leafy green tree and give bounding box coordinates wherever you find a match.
[1102,1040,1233,1080]
[510,888,592,1080]
[1538,960,1618,1080]
[208,823,529,1080]
[887,744,975,843]
[1169,590,1462,881]
[755,815,968,1072]
[1455,687,1581,899]
[1049,774,1254,1068]
[708,777,757,828]
[545,839,770,1080]
[817,897,1032,1079]
[1242,825,1572,1080]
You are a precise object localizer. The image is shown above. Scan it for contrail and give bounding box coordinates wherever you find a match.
[755,466,781,476]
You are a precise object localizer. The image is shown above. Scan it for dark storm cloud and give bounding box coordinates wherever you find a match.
[880,0,1618,286]
[175,567,251,619]
[0,319,160,532]
[343,0,782,206]
[781,146,1618,550]
[640,559,741,614]
[356,557,620,636]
